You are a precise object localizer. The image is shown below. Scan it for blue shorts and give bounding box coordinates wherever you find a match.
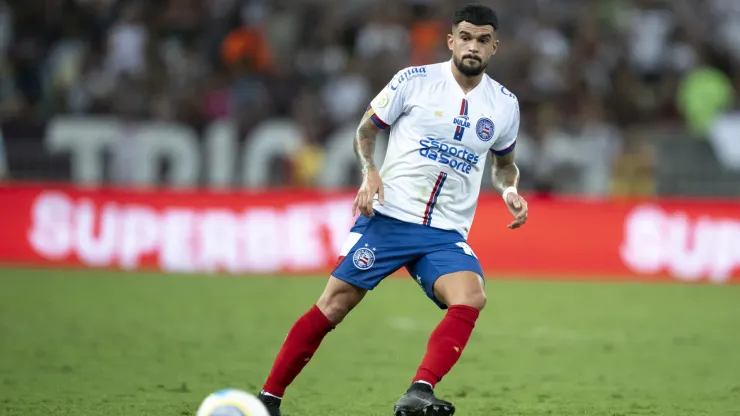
[332,211,484,309]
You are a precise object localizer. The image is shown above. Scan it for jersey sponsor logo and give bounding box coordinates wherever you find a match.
[352,247,376,270]
[419,138,480,175]
[453,115,471,129]
[389,67,427,91]
[476,117,495,142]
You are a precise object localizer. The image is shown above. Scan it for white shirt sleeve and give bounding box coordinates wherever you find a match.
[367,69,414,129]
[491,99,519,157]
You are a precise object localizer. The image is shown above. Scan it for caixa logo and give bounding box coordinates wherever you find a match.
[390,67,427,91]
[418,138,480,175]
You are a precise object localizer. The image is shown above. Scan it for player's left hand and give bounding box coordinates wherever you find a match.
[505,193,528,229]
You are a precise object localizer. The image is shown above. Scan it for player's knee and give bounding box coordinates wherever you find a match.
[316,294,354,325]
[316,277,366,325]
[435,272,486,311]
[441,288,486,311]
[461,291,487,311]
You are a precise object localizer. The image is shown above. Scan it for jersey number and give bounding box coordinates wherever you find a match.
[456,242,477,258]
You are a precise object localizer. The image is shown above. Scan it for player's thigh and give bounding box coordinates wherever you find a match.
[317,276,367,325]
[406,241,485,310]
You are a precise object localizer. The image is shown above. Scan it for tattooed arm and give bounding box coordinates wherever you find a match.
[353,67,410,216]
[353,108,383,175]
[352,107,385,217]
[491,151,520,194]
[491,150,528,229]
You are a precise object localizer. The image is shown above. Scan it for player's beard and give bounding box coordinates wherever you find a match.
[453,54,487,77]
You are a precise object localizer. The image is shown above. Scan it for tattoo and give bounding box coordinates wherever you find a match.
[491,151,520,194]
[354,108,381,174]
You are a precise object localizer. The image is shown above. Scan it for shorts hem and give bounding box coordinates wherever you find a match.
[423,268,485,309]
[330,271,376,291]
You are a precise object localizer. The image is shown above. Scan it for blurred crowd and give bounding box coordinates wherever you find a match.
[1,0,739,195]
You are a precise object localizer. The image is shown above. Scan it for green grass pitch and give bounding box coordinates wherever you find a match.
[0,268,739,416]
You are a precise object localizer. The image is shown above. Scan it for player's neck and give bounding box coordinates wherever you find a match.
[450,62,484,95]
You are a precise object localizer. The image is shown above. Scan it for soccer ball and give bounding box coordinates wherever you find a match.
[196,389,270,416]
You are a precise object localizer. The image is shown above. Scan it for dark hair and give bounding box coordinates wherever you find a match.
[452,3,498,31]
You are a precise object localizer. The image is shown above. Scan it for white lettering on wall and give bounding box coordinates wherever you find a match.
[27,190,355,274]
[42,116,371,187]
[620,205,740,283]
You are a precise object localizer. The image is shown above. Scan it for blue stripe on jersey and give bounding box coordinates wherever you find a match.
[424,172,447,226]
[454,98,469,141]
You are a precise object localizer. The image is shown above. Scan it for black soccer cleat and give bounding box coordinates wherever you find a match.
[393,382,455,416]
[257,392,282,416]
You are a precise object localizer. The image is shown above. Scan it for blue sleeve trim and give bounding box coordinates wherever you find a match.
[370,112,389,129]
[491,140,516,157]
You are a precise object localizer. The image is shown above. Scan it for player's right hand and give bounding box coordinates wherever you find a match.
[353,168,384,217]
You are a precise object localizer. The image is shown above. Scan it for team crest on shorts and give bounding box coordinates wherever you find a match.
[476,117,495,142]
[353,247,376,270]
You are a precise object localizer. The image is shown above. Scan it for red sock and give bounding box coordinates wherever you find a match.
[262,305,334,397]
[413,304,480,387]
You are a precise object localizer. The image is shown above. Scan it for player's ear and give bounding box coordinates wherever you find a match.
[447,33,454,51]
[491,39,499,56]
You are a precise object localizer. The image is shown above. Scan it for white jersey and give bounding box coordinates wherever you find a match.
[368,60,520,239]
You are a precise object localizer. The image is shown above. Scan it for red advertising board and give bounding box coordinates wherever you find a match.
[0,183,739,283]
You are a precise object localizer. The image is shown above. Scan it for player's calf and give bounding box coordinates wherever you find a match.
[395,271,483,414]
[260,277,366,405]
[413,271,484,383]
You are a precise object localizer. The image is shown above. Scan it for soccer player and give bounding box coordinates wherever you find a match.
[257,4,528,416]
